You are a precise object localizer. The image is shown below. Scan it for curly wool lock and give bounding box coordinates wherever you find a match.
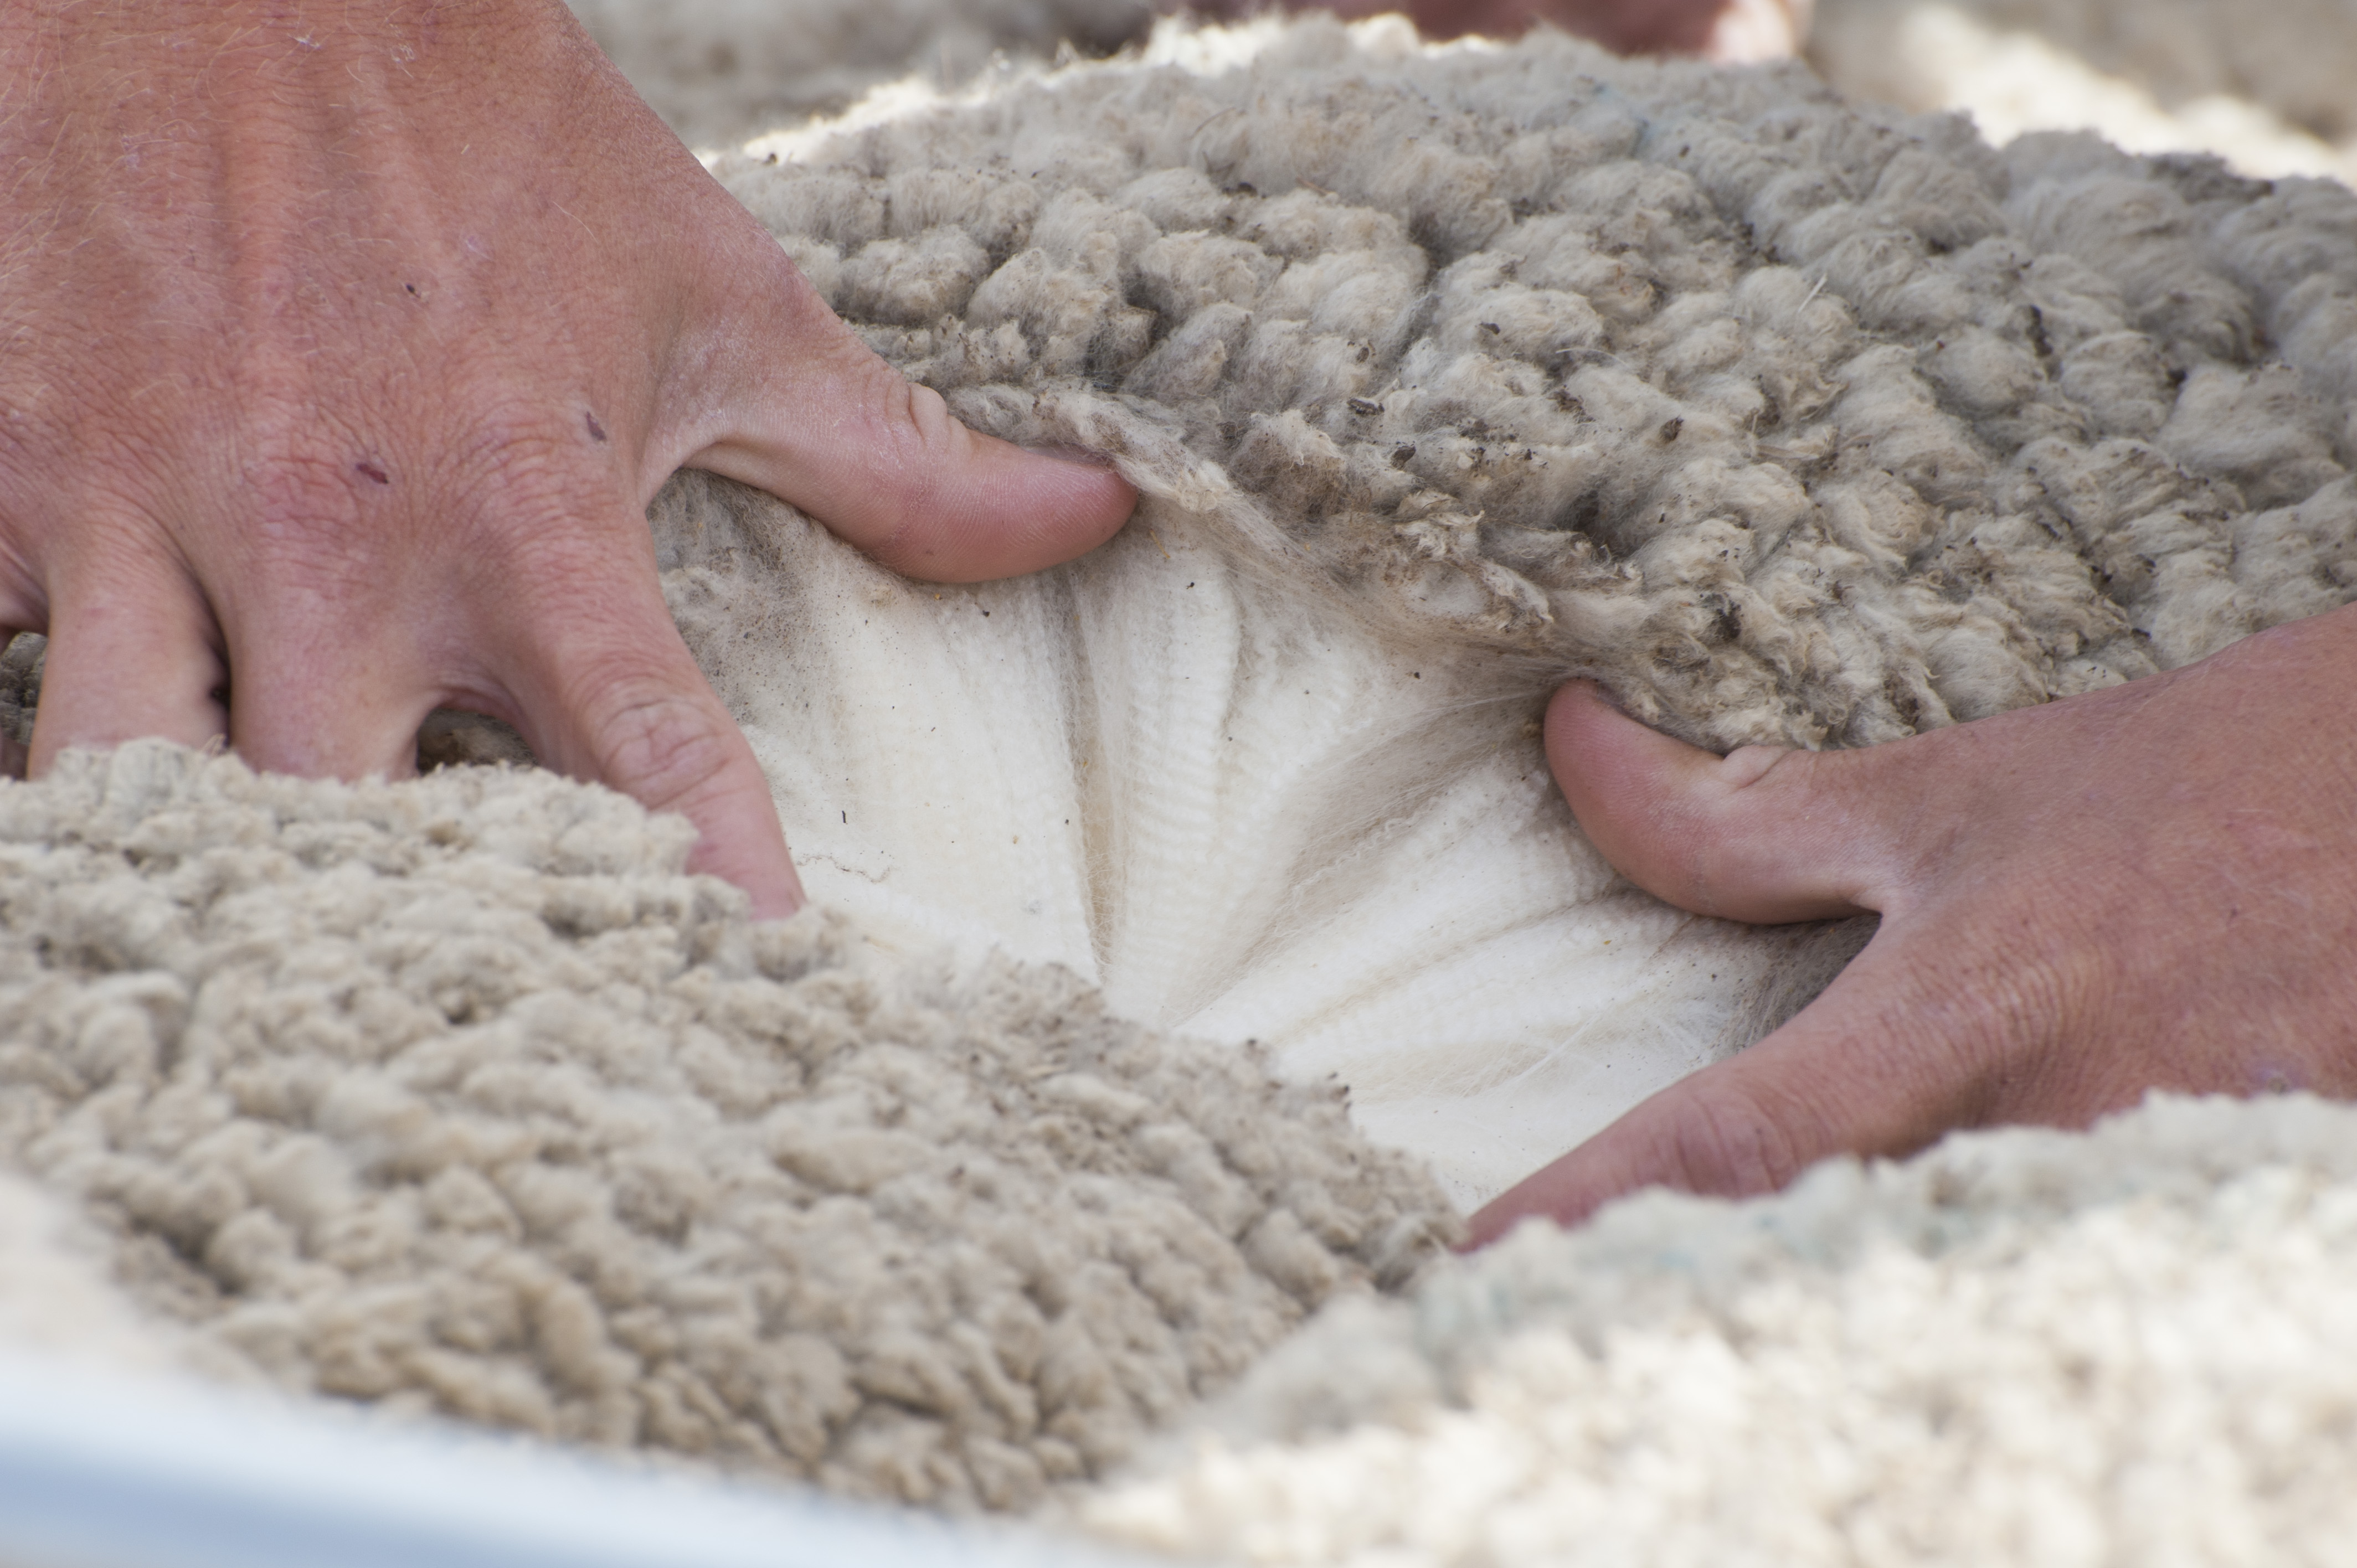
[0,744,1450,1511]
[706,16,2357,752]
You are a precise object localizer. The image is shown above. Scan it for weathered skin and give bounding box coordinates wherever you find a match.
[0,0,1135,916]
[1475,601,2357,1239]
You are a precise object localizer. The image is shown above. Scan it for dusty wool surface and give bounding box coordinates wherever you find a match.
[567,0,1153,149]
[0,743,1450,1510]
[1084,1093,2357,1565]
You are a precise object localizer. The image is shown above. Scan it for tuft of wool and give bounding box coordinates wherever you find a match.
[1083,1092,2357,1565]
[0,743,1453,1512]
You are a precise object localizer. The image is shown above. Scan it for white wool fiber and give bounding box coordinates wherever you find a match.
[0,1170,193,1374]
[0,743,1452,1510]
[650,466,1866,1208]
[1083,1093,2357,1565]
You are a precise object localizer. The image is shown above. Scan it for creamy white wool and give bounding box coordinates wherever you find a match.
[651,469,1865,1208]
[0,744,1451,1510]
[0,1171,193,1375]
[1084,1093,2357,1565]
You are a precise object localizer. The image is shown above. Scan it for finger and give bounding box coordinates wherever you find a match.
[29,546,227,772]
[223,620,443,782]
[1547,680,1888,922]
[1466,932,1996,1242]
[664,236,1136,584]
[496,538,804,920]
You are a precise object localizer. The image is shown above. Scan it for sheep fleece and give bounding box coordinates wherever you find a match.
[0,744,1450,1510]
[709,18,2357,750]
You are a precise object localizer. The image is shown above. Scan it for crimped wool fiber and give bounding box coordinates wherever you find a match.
[3,5,2356,1556]
[0,743,1449,1510]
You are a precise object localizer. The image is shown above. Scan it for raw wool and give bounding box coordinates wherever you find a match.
[711,17,2357,756]
[564,0,1152,149]
[650,466,1871,1211]
[629,17,2356,1203]
[1811,0,2357,186]
[0,742,1454,1512]
[1082,1092,2357,1565]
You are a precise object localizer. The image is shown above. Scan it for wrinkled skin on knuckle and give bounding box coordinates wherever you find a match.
[829,365,969,565]
[570,674,739,815]
[1658,1086,1812,1199]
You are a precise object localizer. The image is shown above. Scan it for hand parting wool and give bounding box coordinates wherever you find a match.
[635,17,2356,1201]
[7,10,2357,1544]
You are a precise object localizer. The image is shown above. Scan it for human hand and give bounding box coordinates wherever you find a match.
[1470,602,2357,1242]
[0,0,1133,917]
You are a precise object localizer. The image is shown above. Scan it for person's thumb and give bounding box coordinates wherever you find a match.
[1463,932,1989,1242]
[669,240,1136,584]
[1460,683,1983,1242]
[1546,679,1893,924]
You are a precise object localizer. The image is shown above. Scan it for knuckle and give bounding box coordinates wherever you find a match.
[1660,1089,1809,1198]
[574,674,738,813]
